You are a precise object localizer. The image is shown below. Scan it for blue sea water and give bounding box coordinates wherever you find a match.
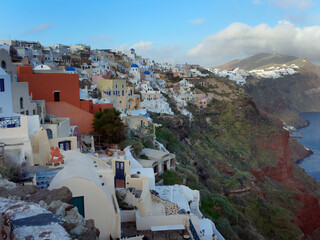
[296,112,320,182]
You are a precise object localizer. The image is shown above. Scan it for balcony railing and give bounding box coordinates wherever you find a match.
[0,116,21,128]
[189,219,200,240]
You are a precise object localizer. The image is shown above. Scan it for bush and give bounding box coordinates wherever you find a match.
[162,171,183,185]
[214,217,240,240]
[131,139,144,157]
[0,162,22,182]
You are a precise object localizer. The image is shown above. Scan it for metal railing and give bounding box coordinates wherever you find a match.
[189,219,201,240]
[0,116,21,128]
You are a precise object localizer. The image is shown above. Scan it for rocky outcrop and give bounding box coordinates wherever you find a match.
[0,197,71,240]
[260,130,293,182]
[215,162,235,177]
[0,176,100,240]
[39,200,100,240]
[250,168,265,183]
[290,138,313,163]
[255,129,320,237]
[294,194,320,236]
[0,185,72,204]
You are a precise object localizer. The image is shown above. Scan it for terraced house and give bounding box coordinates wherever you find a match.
[97,78,140,111]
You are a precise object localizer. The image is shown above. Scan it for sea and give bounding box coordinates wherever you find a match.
[296,112,320,182]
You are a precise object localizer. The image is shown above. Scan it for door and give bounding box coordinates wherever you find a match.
[71,196,85,218]
[54,91,60,102]
[115,161,125,188]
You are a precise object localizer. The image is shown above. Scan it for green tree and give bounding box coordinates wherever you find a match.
[92,108,125,144]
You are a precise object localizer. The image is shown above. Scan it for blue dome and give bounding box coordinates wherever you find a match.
[66,66,75,71]
[130,48,135,52]
[144,71,150,75]
[131,64,139,68]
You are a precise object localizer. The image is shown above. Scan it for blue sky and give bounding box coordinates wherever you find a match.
[1,0,320,66]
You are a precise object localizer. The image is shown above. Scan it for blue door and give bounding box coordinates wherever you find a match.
[115,161,125,180]
[115,161,125,188]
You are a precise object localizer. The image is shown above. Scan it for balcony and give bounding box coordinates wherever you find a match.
[0,116,21,128]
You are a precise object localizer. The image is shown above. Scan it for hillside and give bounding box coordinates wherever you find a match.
[215,53,320,129]
[217,53,299,71]
[152,79,320,240]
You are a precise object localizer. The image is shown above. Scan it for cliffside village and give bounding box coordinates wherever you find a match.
[0,40,223,240]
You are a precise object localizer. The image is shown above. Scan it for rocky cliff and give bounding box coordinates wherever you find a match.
[153,79,320,239]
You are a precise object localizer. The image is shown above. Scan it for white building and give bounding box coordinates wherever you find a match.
[0,67,14,117]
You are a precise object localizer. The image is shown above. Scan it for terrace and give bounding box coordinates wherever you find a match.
[0,116,21,128]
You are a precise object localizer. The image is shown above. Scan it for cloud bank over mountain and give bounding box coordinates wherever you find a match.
[187,20,320,66]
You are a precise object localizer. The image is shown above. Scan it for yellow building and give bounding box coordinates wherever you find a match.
[194,89,208,108]
[97,79,140,111]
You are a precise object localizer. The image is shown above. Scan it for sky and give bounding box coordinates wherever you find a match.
[1,0,320,67]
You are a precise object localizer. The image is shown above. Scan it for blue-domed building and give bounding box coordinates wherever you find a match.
[66,66,76,73]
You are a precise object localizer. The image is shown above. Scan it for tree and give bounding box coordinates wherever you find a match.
[92,108,125,144]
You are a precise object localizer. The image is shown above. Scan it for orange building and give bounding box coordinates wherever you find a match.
[17,66,81,108]
[17,66,113,133]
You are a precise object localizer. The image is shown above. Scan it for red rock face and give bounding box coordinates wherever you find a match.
[250,168,265,183]
[294,194,320,235]
[215,163,235,176]
[256,129,320,237]
[260,130,293,182]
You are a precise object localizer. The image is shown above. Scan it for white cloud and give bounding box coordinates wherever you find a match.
[253,0,261,5]
[131,41,154,51]
[26,23,54,35]
[189,18,206,25]
[187,20,320,66]
[268,0,313,10]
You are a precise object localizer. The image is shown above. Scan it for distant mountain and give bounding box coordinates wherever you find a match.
[216,53,320,128]
[217,53,304,71]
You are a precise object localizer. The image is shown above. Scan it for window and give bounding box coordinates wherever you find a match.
[20,97,23,109]
[54,91,60,102]
[46,129,53,139]
[1,61,6,69]
[0,79,4,92]
[58,141,71,151]
[33,110,36,115]
[26,110,29,115]
[116,84,117,88]
[122,90,124,96]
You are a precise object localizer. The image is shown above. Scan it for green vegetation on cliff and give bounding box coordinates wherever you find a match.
[151,82,319,239]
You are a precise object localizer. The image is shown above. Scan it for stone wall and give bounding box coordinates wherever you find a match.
[151,194,179,216]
